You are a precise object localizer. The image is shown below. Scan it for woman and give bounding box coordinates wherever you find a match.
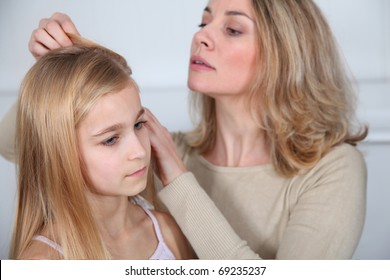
[11,35,190,259]
[2,0,367,259]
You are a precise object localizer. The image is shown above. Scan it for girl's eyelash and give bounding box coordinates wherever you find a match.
[102,136,119,146]
[100,120,147,146]
[198,23,206,28]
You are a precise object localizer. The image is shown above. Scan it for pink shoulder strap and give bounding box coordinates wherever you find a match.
[139,206,176,260]
[140,206,164,242]
[32,235,64,256]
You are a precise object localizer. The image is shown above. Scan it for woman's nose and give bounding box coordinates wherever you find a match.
[193,26,214,50]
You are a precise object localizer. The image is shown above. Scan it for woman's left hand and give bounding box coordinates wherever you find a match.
[144,108,187,186]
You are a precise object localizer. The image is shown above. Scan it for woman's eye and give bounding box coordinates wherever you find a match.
[227,27,241,36]
[103,136,118,146]
[198,23,207,28]
[134,121,147,130]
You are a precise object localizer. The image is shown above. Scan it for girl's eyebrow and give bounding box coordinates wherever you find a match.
[93,123,124,137]
[203,6,254,22]
[93,108,145,137]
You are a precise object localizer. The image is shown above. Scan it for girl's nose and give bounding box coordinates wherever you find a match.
[126,134,147,160]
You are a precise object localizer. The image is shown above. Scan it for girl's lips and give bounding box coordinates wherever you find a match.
[127,167,147,177]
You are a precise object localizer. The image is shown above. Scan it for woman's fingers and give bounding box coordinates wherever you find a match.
[144,108,187,185]
[29,13,80,59]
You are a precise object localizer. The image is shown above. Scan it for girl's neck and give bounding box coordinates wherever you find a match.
[87,194,137,238]
[203,97,270,167]
[87,194,158,259]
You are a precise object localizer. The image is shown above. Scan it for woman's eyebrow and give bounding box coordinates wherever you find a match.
[225,10,254,21]
[203,6,254,22]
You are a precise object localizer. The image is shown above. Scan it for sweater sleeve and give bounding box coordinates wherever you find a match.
[0,102,17,162]
[158,172,261,259]
[276,145,367,259]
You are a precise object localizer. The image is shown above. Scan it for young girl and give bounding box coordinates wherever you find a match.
[10,35,191,259]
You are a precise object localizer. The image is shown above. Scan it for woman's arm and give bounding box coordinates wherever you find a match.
[275,144,367,259]
[159,173,261,259]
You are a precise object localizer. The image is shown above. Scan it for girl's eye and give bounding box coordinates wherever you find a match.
[103,136,118,146]
[198,23,206,28]
[134,121,147,130]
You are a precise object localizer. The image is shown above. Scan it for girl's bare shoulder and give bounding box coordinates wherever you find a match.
[18,239,62,260]
[152,210,194,259]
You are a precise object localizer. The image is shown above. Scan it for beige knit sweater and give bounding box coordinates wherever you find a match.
[158,132,367,259]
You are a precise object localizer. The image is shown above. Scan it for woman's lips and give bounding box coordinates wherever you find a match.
[190,55,215,71]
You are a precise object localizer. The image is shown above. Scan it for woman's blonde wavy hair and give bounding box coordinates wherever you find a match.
[11,35,153,259]
[188,0,368,177]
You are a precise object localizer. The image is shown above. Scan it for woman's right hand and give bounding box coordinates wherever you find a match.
[29,12,80,59]
[144,108,187,186]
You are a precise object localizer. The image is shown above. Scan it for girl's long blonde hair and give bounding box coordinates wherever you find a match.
[11,35,144,259]
[188,0,367,177]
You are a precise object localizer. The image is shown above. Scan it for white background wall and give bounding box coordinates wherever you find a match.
[0,0,389,259]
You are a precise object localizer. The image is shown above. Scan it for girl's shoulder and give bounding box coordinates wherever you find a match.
[151,210,193,259]
[19,238,62,260]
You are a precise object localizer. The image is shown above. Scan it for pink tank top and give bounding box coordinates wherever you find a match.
[32,205,175,260]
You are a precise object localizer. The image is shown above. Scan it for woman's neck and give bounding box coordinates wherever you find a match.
[203,97,270,167]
